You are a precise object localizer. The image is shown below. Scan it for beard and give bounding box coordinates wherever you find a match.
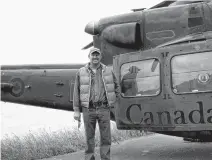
[92,59,99,63]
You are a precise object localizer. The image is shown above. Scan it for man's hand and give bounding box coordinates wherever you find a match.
[74,112,81,121]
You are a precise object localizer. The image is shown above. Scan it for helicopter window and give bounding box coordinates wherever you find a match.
[169,0,204,6]
[120,59,160,97]
[171,52,212,94]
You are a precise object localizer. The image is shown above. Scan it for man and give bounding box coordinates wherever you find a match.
[73,47,120,160]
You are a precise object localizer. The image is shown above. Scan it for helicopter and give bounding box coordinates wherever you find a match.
[1,0,212,142]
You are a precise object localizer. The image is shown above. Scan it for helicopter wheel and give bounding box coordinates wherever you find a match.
[183,137,212,142]
[183,138,199,142]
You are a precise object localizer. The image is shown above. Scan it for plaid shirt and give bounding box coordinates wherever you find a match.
[88,64,107,103]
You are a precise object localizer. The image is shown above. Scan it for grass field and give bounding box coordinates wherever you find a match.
[1,122,150,160]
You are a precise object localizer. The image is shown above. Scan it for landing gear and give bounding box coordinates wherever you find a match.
[183,131,212,142]
[183,136,212,142]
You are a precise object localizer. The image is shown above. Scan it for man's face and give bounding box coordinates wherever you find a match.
[89,51,102,64]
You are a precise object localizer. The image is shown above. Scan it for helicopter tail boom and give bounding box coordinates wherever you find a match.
[1,64,84,111]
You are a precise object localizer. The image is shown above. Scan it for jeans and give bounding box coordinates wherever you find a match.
[82,106,111,160]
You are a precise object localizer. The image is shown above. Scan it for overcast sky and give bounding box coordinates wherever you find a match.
[0,0,162,138]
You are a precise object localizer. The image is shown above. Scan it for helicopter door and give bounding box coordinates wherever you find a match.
[113,51,175,131]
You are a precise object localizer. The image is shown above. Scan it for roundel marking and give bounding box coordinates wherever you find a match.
[10,78,25,97]
[197,73,210,84]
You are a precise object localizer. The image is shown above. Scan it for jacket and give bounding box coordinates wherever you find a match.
[73,63,120,112]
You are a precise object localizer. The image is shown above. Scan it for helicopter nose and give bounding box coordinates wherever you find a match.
[84,21,99,35]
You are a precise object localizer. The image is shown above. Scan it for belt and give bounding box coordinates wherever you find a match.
[89,101,108,107]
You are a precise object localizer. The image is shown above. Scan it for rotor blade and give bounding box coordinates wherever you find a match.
[82,42,93,50]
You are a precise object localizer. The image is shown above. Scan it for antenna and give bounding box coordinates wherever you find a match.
[131,8,146,12]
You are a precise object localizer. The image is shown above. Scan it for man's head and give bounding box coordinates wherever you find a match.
[88,48,102,65]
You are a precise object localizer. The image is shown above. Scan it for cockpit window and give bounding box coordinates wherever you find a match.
[150,0,206,9]
[120,59,160,97]
[171,52,212,94]
[169,0,204,6]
